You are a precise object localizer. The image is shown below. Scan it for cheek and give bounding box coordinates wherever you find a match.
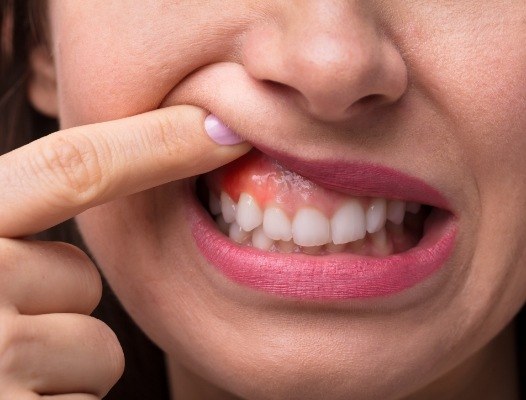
[452,50,526,338]
[459,38,526,333]
[49,1,242,128]
[73,183,200,319]
[397,3,526,163]
[406,5,526,239]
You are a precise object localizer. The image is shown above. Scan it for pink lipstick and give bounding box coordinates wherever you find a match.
[188,149,458,300]
[255,146,453,211]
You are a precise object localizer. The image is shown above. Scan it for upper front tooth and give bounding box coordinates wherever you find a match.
[292,207,331,247]
[221,192,237,223]
[386,200,405,225]
[330,199,366,245]
[263,206,293,241]
[235,192,263,232]
[366,198,387,234]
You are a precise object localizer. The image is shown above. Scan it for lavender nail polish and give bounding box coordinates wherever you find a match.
[204,114,244,145]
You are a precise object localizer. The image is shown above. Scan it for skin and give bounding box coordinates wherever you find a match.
[20,0,526,399]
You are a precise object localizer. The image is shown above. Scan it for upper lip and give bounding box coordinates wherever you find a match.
[160,63,455,213]
[246,145,452,212]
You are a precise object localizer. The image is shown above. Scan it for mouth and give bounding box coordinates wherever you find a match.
[188,148,458,300]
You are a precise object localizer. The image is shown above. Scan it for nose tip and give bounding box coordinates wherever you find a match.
[242,7,408,122]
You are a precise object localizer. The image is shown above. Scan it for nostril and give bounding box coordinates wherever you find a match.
[343,94,392,117]
[261,79,297,98]
[357,94,383,106]
[262,79,285,89]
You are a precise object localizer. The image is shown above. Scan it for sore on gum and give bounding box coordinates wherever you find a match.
[205,150,371,218]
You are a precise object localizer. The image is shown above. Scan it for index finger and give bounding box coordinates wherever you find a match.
[0,106,250,238]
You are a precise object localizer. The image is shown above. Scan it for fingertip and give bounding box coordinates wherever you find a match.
[204,113,245,145]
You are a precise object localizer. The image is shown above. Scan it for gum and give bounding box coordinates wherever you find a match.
[206,150,370,217]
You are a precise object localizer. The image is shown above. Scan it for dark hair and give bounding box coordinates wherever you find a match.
[1,1,525,399]
[0,1,169,398]
[519,310,526,398]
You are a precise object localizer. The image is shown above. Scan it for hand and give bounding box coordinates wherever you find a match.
[0,106,249,399]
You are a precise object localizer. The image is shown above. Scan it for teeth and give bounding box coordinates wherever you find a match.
[209,192,222,216]
[386,200,405,225]
[406,202,421,214]
[386,220,404,235]
[235,192,263,232]
[302,245,323,255]
[212,189,419,255]
[348,237,366,254]
[292,207,331,247]
[263,206,293,241]
[370,228,393,257]
[330,199,366,244]
[277,240,299,253]
[221,192,237,223]
[229,221,250,243]
[251,226,274,250]
[365,198,387,234]
[325,242,347,253]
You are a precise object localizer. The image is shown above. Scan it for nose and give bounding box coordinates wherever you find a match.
[242,1,408,122]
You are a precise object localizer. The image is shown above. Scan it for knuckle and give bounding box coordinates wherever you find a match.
[150,113,189,161]
[29,133,108,206]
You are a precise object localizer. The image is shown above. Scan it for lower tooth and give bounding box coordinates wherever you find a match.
[302,245,323,255]
[370,228,393,256]
[386,221,404,235]
[277,240,298,253]
[229,222,250,243]
[348,238,366,254]
[325,243,347,253]
[220,221,401,257]
[252,226,274,250]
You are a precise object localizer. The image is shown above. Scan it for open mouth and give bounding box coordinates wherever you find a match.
[188,148,458,300]
[196,150,432,257]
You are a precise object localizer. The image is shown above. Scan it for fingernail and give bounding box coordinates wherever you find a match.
[204,114,244,145]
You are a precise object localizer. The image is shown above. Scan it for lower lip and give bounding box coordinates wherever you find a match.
[187,192,458,300]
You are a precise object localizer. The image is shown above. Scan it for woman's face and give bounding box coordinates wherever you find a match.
[43,1,526,399]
